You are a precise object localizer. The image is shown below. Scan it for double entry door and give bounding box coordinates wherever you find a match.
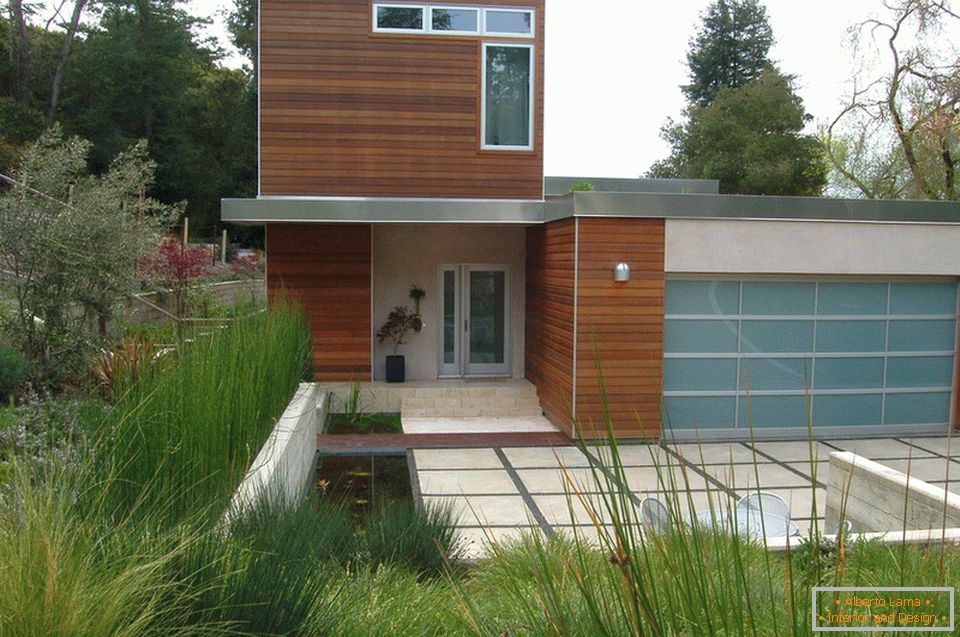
[438,264,511,377]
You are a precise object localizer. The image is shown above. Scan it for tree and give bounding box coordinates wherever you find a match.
[683,0,775,107]
[648,0,826,195]
[649,70,827,195]
[0,126,176,384]
[226,0,255,73]
[7,0,31,106]
[46,0,89,123]
[823,0,959,200]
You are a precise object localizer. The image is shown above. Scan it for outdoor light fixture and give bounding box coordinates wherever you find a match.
[613,262,630,282]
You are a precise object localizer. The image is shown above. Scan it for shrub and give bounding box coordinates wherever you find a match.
[0,393,99,470]
[0,343,29,402]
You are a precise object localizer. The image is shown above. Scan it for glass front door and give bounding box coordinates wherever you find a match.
[439,265,511,377]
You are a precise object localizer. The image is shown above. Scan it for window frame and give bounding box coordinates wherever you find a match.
[372,3,427,33]
[480,41,535,152]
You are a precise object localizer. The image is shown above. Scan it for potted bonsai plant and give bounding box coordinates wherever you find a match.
[376,305,421,382]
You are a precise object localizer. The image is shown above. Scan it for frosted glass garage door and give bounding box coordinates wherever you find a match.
[662,280,958,430]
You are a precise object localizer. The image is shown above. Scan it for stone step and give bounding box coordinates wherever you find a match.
[402,405,544,418]
[401,386,540,401]
[400,391,543,418]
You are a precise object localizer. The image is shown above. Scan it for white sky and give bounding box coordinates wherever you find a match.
[186,0,906,178]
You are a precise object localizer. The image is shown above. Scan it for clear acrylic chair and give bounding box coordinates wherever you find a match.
[739,491,792,537]
[640,496,671,534]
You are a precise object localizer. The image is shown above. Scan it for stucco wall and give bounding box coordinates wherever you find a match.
[665,218,960,275]
[372,224,526,381]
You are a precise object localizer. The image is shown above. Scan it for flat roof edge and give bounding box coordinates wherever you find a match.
[572,192,960,224]
[221,197,549,224]
[220,192,960,225]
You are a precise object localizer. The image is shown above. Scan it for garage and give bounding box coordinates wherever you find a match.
[662,279,958,436]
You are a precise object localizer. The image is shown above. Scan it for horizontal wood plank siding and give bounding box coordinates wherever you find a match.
[267,224,372,381]
[575,218,665,439]
[260,0,544,199]
[525,219,575,433]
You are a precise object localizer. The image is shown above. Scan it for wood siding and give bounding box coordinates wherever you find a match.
[525,219,575,432]
[259,0,544,199]
[267,223,372,381]
[575,218,665,438]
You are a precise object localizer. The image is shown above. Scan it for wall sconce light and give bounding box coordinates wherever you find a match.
[613,262,630,282]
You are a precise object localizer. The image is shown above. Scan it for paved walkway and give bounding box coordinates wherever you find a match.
[408,436,960,558]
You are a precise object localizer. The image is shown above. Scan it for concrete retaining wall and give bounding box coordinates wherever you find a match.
[825,451,960,532]
[129,279,266,324]
[227,383,326,518]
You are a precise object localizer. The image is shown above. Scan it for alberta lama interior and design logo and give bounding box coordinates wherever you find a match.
[813,587,955,632]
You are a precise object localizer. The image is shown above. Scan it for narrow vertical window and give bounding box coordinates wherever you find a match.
[482,43,533,150]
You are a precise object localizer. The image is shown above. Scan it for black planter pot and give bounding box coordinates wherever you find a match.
[385,355,405,383]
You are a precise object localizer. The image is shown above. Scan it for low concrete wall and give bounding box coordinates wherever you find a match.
[766,527,960,552]
[129,279,266,324]
[825,451,960,533]
[227,383,326,518]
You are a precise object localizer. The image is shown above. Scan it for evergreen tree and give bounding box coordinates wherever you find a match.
[650,70,826,196]
[683,0,774,107]
[648,0,826,196]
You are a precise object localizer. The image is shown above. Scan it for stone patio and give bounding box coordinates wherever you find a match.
[411,436,960,558]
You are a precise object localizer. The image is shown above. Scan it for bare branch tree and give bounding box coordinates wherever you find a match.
[824,0,960,200]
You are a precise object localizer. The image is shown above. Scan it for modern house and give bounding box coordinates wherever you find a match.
[222,0,960,441]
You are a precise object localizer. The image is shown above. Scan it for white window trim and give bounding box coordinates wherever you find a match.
[372,3,427,33]
[428,6,481,35]
[372,3,534,38]
[482,7,534,38]
[481,42,535,151]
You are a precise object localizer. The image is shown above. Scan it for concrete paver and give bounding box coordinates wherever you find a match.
[704,463,815,489]
[783,460,829,479]
[513,467,602,494]
[422,495,534,527]
[902,437,960,457]
[456,526,543,560]
[589,444,667,466]
[751,440,832,462]
[825,438,937,459]
[413,447,503,469]
[501,445,591,468]
[671,442,761,464]
[418,469,520,495]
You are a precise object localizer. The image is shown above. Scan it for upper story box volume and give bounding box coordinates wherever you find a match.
[258,0,545,200]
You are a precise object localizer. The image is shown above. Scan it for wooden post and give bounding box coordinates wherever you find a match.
[221,229,228,264]
[182,217,189,246]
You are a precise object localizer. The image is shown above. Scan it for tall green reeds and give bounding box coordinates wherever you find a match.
[96,300,311,520]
